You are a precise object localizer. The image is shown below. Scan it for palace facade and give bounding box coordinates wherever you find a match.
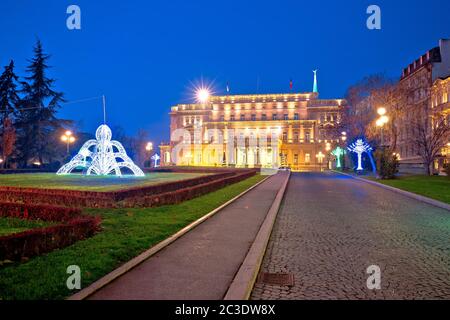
[160,90,346,170]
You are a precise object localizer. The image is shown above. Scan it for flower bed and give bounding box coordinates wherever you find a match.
[0,170,254,208]
[0,203,101,261]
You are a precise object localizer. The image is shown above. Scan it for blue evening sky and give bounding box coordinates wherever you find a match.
[0,0,449,145]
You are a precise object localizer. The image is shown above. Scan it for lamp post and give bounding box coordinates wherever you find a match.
[376,108,389,147]
[61,130,75,155]
[145,142,153,167]
[341,131,347,170]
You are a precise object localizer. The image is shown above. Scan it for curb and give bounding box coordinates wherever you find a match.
[223,171,291,300]
[333,170,450,212]
[67,174,271,300]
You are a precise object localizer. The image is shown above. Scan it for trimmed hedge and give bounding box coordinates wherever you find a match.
[0,202,81,222]
[0,170,253,208]
[122,170,257,207]
[0,203,101,261]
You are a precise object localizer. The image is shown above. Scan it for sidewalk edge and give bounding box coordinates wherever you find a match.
[223,171,291,300]
[333,170,450,212]
[67,174,271,300]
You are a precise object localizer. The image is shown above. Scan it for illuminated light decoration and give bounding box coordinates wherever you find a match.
[347,139,373,171]
[57,124,144,176]
[331,146,346,168]
[151,153,160,168]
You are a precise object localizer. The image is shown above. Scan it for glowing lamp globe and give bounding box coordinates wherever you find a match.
[377,107,386,116]
[197,88,210,103]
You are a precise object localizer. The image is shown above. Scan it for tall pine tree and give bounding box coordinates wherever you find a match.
[17,40,65,166]
[0,60,20,119]
[0,60,20,167]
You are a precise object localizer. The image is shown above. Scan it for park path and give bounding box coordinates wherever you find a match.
[251,172,450,300]
[88,172,287,300]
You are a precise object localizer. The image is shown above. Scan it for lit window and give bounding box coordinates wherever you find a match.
[294,113,299,120]
[305,153,310,163]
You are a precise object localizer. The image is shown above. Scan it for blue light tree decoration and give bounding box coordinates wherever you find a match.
[151,153,160,168]
[347,139,373,171]
[57,124,145,176]
[331,146,346,169]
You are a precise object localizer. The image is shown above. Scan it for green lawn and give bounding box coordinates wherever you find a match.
[0,217,53,237]
[0,174,265,300]
[367,175,450,204]
[0,172,207,191]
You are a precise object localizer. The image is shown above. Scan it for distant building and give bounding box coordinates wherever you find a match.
[160,85,346,170]
[395,39,450,173]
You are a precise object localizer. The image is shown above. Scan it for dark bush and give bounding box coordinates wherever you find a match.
[375,148,399,179]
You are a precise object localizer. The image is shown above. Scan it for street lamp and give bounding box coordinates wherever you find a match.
[377,107,387,116]
[376,109,389,146]
[61,130,75,154]
[340,132,347,169]
[145,142,153,167]
[196,88,210,103]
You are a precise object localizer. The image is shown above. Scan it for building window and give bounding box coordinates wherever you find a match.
[251,114,256,121]
[305,153,310,163]
[240,114,245,121]
[294,154,298,164]
[230,115,235,121]
[294,113,299,120]
[220,115,224,122]
[261,114,267,121]
[282,132,287,141]
[272,114,277,120]
[283,114,288,120]
[305,131,310,142]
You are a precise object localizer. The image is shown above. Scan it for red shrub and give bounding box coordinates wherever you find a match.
[0,170,254,208]
[0,202,81,222]
[0,216,101,261]
[123,170,256,207]
[0,202,101,261]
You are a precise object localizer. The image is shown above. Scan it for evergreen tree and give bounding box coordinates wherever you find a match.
[16,40,65,166]
[0,60,20,119]
[0,60,20,167]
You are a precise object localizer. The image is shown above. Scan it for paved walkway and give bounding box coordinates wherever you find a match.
[89,172,287,300]
[251,172,450,300]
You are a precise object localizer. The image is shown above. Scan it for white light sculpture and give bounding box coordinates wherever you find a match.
[151,153,160,168]
[57,124,145,176]
[347,139,373,171]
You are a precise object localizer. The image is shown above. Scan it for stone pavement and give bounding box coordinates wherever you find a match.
[251,172,450,300]
[88,172,287,300]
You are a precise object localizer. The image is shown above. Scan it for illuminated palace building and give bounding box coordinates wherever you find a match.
[160,84,346,170]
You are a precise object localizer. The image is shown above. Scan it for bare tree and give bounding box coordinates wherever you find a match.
[412,113,450,175]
